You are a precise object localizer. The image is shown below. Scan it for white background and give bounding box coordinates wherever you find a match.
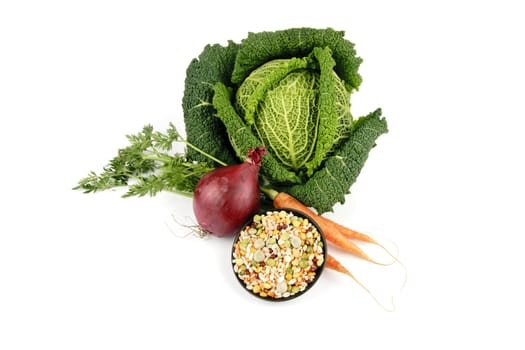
[1,0,524,349]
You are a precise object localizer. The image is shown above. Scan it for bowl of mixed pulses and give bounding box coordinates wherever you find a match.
[231,208,327,301]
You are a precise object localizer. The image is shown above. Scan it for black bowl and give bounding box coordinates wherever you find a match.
[231,208,327,301]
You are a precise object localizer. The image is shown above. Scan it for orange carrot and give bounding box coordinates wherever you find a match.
[272,191,314,216]
[333,222,401,260]
[326,253,353,276]
[325,218,406,286]
[319,218,390,265]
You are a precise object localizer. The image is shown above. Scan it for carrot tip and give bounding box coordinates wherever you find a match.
[326,254,397,312]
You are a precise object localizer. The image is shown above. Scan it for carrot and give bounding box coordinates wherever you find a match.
[328,220,407,287]
[326,253,394,311]
[318,217,390,265]
[272,190,314,215]
[326,253,353,276]
[332,221,393,253]
[272,191,390,265]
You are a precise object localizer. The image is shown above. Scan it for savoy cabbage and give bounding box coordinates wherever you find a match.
[183,27,388,213]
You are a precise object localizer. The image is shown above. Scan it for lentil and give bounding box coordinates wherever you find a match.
[232,210,325,300]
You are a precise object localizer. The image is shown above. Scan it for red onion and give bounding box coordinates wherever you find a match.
[192,147,265,237]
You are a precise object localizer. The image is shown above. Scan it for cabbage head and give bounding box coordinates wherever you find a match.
[182,28,388,213]
[235,54,352,175]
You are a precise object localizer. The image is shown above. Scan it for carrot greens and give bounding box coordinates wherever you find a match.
[74,123,215,197]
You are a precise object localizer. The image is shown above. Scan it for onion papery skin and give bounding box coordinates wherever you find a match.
[193,149,264,237]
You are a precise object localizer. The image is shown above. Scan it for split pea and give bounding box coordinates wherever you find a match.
[254,238,265,249]
[291,236,302,248]
[254,250,265,262]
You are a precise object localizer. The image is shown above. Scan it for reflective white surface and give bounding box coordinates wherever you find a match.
[1,0,524,349]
